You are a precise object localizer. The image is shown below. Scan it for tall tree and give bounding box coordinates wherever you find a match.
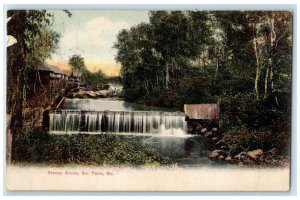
[68,54,86,73]
[149,11,211,89]
[215,11,292,101]
[114,11,211,102]
[7,10,62,162]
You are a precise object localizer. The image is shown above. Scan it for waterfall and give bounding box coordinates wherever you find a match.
[49,110,187,136]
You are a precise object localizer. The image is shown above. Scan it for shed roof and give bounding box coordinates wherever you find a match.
[38,63,69,76]
[38,63,53,72]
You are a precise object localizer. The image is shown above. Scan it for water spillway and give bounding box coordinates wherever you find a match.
[49,110,187,136]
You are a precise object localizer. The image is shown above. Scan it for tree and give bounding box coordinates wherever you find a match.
[68,54,86,73]
[114,23,163,100]
[149,11,211,89]
[114,11,212,102]
[215,11,292,101]
[7,10,64,162]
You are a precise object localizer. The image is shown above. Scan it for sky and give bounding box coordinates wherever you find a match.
[46,10,149,76]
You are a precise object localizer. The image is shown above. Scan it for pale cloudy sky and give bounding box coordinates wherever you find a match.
[47,10,149,76]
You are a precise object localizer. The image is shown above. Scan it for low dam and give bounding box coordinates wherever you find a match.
[49,110,187,135]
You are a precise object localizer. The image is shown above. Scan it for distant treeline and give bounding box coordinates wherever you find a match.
[84,69,122,86]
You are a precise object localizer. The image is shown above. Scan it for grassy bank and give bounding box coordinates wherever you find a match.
[18,130,173,167]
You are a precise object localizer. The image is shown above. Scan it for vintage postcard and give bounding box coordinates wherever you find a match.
[6,9,292,191]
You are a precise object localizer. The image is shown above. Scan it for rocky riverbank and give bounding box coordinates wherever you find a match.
[66,84,122,98]
[188,120,290,168]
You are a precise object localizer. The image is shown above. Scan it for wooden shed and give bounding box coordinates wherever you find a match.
[184,104,220,120]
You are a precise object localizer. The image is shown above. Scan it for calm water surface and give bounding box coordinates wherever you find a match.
[61,98,173,112]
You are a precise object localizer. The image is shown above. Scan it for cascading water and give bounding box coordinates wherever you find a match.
[49,110,187,136]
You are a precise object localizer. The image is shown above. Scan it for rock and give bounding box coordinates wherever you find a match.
[247,149,263,160]
[225,156,232,161]
[204,131,213,137]
[218,155,224,160]
[86,91,96,97]
[219,150,228,157]
[73,89,86,98]
[211,127,218,132]
[234,152,246,160]
[209,150,220,158]
[97,90,112,97]
[212,137,218,141]
[201,128,207,133]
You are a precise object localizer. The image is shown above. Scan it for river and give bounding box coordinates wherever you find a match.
[51,98,222,167]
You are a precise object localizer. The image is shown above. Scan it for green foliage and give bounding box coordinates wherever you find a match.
[25,27,60,68]
[83,69,122,86]
[114,11,212,102]
[114,11,292,135]
[219,91,290,130]
[222,127,290,156]
[18,130,173,166]
[219,91,290,156]
[84,69,107,85]
[68,54,86,72]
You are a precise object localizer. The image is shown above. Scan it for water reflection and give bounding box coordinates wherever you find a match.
[133,135,218,167]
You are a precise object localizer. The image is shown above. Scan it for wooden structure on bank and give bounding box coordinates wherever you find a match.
[184,104,219,120]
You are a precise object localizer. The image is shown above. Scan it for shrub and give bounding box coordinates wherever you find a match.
[222,127,290,156]
[18,130,173,166]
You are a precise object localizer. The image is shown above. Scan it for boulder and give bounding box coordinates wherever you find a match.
[218,155,225,160]
[247,149,263,160]
[211,127,218,132]
[200,128,207,133]
[234,152,246,160]
[209,150,220,158]
[96,90,112,97]
[225,156,232,161]
[73,89,86,98]
[86,91,96,97]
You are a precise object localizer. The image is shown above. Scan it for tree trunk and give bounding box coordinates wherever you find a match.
[253,38,261,100]
[269,16,276,93]
[264,67,270,99]
[7,10,27,163]
[165,62,169,89]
